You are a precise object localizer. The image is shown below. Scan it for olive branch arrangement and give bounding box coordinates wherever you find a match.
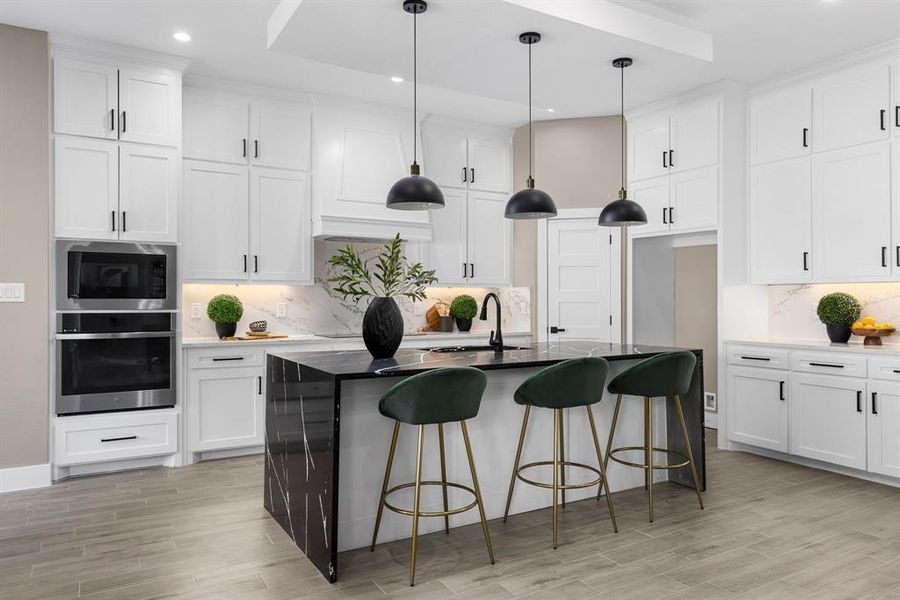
[328,234,438,303]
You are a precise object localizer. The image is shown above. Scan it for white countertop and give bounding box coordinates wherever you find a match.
[726,337,900,355]
[181,330,532,348]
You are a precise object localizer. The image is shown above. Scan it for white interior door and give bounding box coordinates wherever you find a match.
[726,367,789,452]
[52,57,118,139]
[629,176,670,235]
[249,168,312,283]
[118,144,178,243]
[812,141,892,281]
[748,85,812,165]
[249,101,312,171]
[868,380,900,478]
[749,157,813,283]
[182,160,249,281]
[813,60,892,152]
[546,217,619,342]
[466,190,511,286]
[118,67,180,147]
[627,113,669,181]
[426,186,468,285]
[669,166,718,232]
[183,90,249,164]
[669,99,719,172]
[54,136,119,240]
[467,137,511,193]
[422,130,468,189]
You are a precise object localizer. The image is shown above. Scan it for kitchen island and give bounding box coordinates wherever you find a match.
[264,341,705,582]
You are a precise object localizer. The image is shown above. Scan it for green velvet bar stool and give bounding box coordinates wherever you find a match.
[604,351,704,523]
[370,367,494,587]
[502,357,618,549]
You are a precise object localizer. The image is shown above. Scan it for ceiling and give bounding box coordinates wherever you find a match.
[1,0,898,127]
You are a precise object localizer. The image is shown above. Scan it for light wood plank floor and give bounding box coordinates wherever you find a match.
[1,430,898,600]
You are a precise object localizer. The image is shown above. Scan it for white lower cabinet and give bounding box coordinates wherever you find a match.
[55,409,178,467]
[790,373,867,470]
[726,366,789,452]
[867,380,900,478]
[188,360,264,453]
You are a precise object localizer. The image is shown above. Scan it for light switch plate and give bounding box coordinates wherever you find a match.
[191,303,203,319]
[276,303,287,318]
[0,283,25,303]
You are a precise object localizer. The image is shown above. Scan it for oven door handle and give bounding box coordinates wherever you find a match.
[56,331,175,340]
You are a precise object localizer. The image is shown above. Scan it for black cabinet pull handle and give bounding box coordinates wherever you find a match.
[882,246,888,268]
[470,168,475,183]
[740,355,770,362]
[668,149,674,168]
[101,435,137,443]
[872,392,878,415]
[254,255,259,273]
[121,211,126,232]
[242,138,247,158]
[810,362,843,369]
[462,263,467,278]
[662,151,668,168]
[469,263,474,278]
[663,207,668,224]
[857,390,862,413]
[894,369,900,374]
[110,108,115,132]
[213,357,244,362]
[243,254,247,273]
[121,110,126,133]
[549,326,566,334]
[258,376,262,395]
[254,139,259,158]
[880,109,886,131]
[779,381,785,401]
[896,106,900,128]
[896,245,899,268]
[111,210,116,232]
[669,207,675,224]
[462,167,467,183]
[803,251,809,271]
[802,128,808,148]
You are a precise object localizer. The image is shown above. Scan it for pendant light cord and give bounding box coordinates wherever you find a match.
[620,63,625,194]
[528,40,534,185]
[413,9,418,166]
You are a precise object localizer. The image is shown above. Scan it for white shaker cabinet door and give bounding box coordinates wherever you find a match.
[726,367,789,453]
[812,142,892,281]
[54,136,119,240]
[749,157,812,283]
[422,131,468,190]
[867,380,900,478]
[183,90,249,164]
[53,58,118,140]
[182,161,249,281]
[669,166,717,233]
[249,102,312,171]
[118,67,180,147]
[628,176,670,235]
[466,190,511,286]
[249,168,312,283]
[749,85,812,165]
[813,60,891,152]
[188,366,264,452]
[427,186,468,285]
[669,99,718,173]
[118,144,178,243]
[627,113,669,181]
[467,136,511,193]
[790,373,867,470]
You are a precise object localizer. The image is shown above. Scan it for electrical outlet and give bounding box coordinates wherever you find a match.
[191,303,203,319]
[276,303,287,318]
[704,392,717,412]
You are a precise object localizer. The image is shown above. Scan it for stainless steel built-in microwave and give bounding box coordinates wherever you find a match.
[56,241,176,311]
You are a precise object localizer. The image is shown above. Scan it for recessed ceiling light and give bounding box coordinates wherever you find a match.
[547,108,555,112]
[391,76,404,83]
[172,31,191,42]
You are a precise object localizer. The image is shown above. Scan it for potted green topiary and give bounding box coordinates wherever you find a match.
[207,294,244,339]
[816,292,861,344]
[450,294,478,332]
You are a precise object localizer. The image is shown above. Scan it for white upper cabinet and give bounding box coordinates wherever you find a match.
[669,166,718,232]
[183,90,250,164]
[422,131,468,189]
[629,176,670,235]
[893,140,900,274]
[628,113,670,181]
[249,168,312,283]
[812,141,892,281]
[467,137,511,193]
[250,102,312,171]
[427,186,468,285]
[750,157,813,283]
[53,58,118,140]
[54,136,118,240]
[118,144,178,243]
[814,60,892,152]
[118,68,180,147]
[466,191,512,286]
[749,85,812,165]
[182,161,249,281]
[668,99,719,173]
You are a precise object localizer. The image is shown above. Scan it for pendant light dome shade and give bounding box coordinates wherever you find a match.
[505,32,557,220]
[599,57,647,228]
[387,0,444,211]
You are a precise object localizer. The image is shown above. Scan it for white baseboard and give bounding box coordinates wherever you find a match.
[0,463,52,493]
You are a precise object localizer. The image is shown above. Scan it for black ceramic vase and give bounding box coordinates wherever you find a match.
[215,321,237,339]
[363,297,404,359]
[826,323,852,343]
[455,317,473,332]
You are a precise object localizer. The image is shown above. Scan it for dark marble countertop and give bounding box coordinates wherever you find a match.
[270,340,700,380]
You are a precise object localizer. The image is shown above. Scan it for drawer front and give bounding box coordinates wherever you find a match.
[869,356,900,381]
[187,347,265,369]
[55,410,178,466]
[727,345,791,370]
[791,351,867,378]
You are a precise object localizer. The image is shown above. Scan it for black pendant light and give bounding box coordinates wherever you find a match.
[505,32,557,220]
[386,0,445,211]
[599,57,647,227]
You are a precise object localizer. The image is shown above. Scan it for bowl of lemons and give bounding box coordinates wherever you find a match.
[851,316,896,346]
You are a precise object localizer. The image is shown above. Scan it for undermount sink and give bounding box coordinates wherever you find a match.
[424,345,531,353]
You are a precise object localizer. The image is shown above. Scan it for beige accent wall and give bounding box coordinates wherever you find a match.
[512,116,623,333]
[674,244,718,395]
[0,25,50,469]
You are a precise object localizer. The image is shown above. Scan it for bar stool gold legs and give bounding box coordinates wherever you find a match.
[585,405,618,533]
[503,405,531,522]
[558,412,566,509]
[370,420,494,587]
[646,396,654,521]
[674,395,704,511]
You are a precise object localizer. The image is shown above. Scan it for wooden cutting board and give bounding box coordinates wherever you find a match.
[222,333,289,341]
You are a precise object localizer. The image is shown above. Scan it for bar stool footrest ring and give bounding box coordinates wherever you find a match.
[609,446,690,470]
[516,460,605,490]
[382,481,478,517]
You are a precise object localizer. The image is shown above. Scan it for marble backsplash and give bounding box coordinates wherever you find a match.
[183,240,531,338]
[768,283,900,341]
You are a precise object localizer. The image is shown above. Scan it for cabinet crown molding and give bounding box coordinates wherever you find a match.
[50,33,190,72]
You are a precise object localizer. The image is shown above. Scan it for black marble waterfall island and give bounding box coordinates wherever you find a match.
[264,342,705,583]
